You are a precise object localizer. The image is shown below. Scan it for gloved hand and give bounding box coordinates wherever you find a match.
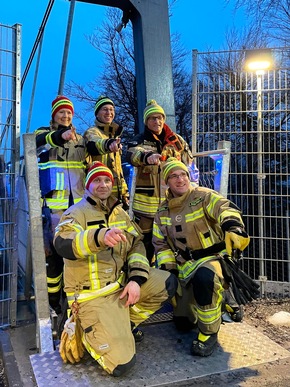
[59,315,84,364]
[58,124,71,131]
[225,227,250,256]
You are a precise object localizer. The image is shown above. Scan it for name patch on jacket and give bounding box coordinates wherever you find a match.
[189,197,203,207]
[157,205,168,212]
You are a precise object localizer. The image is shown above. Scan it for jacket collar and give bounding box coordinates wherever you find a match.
[166,185,195,208]
[84,189,121,212]
[94,119,119,137]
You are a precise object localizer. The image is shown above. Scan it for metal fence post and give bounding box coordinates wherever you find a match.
[23,133,54,352]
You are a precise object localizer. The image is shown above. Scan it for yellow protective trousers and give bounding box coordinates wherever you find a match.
[174,259,226,335]
[77,268,176,375]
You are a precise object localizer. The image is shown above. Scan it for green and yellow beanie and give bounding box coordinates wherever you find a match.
[94,95,115,117]
[143,99,166,124]
[162,157,189,183]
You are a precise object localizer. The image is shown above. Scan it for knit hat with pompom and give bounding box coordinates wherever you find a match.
[143,99,166,124]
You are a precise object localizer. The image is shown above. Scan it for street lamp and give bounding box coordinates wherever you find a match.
[244,48,273,73]
[244,48,274,294]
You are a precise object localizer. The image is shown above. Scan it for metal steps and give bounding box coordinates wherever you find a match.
[30,320,290,387]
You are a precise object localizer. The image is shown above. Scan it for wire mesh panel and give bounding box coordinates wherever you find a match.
[0,23,21,327]
[192,48,290,294]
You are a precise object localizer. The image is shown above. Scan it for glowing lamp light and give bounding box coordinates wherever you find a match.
[243,48,274,282]
[244,48,273,74]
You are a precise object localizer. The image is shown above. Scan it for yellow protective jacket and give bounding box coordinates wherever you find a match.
[126,124,193,218]
[152,185,245,281]
[35,124,87,210]
[84,120,128,201]
[53,190,149,304]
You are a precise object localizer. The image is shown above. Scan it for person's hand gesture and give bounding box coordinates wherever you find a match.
[147,153,161,165]
[119,281,141,307]
[104,227,127,247]
[61,128,76,141]
[109,138,122,153]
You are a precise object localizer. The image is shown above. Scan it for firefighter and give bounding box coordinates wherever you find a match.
[53,162,178,376]
[126,100,193,264]
[35,95,87,314]
[84,96,129,209]
[152,157,250,357]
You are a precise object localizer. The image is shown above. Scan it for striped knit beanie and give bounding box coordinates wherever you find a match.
[162,157,189,184]
[85,162,114,189]
[51,96,74,119]
[94,95,115,117]
[143,99,166,124]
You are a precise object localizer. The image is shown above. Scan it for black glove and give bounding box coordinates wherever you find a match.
[58,124,71,132]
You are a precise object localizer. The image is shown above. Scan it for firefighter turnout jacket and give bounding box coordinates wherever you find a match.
[53,190,149,301]
[35,124,87,210]
[126,123,193,219]
[153,185,245,281]
[84,120,128,203]
[35,123,87,311]
[53,190,177,375]
[152,185,246,335]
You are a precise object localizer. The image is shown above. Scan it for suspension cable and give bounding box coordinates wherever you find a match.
[21,0,55,89]
[0,0,56,145]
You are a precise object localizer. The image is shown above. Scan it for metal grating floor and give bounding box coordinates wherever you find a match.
[30,320,290,387]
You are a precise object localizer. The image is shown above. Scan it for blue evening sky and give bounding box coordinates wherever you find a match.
[1,0,246,134]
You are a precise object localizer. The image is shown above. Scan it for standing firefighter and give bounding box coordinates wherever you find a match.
[35,95,87,314]
[126,100,193,263]
[53,162,178,376]
[84,96,129,208]
[152,157,255,357]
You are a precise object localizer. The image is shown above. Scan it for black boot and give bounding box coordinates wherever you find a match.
[191,331,218,357]
[132,327,144,342]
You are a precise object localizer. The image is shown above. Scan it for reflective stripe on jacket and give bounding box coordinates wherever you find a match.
[153,185,244,280]
[84,121,128,200]
[66,272,126,305]
[126,124,193,218]
[35,126,87,209]
[53,191,149,302]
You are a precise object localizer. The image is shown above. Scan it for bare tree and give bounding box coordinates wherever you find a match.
[65,6,192,141]
[171,34,192,144]
[228,0,290,46]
